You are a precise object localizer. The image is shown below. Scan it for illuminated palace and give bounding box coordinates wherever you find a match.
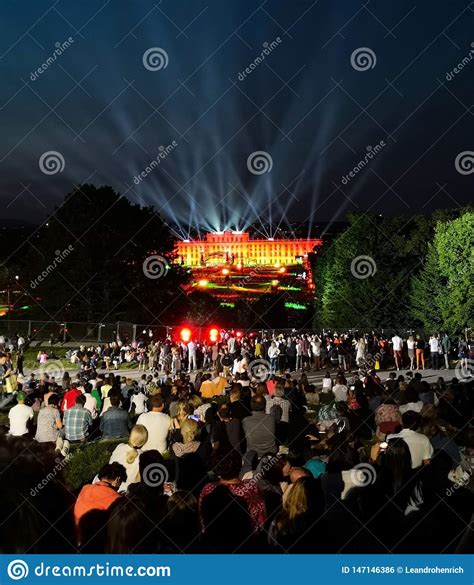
[176,231,323,267]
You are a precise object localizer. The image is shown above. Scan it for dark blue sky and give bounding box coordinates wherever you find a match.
[0,0,472,235]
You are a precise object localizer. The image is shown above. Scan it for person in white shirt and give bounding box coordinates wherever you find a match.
[391,334,403,370]
[332,376,348,403]
[108,425,148,492]
[8,392,33,436]
[387,411,433,468]
[267,342,280,374]
[322,372,332,392]
[311,336,321,370]
[130,390,148,415]
[83,386,98,419]
[429,335,439,370]
[407,335,416,370]
[136,394,170,453]
[187,340,197,372]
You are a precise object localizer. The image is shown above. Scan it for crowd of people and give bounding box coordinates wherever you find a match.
[0,329,472,554]
[22,329,473,376]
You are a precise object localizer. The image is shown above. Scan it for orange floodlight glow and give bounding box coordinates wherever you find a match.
[180,327,192,342]
[222,268,230,275]
[209,327,219,342]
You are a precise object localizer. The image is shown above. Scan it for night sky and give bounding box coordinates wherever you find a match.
[1,0,472,236]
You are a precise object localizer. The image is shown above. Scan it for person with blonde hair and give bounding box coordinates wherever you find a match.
[108,425,148,492]
[268,475,320,551]
[171,418,201,458]
[169,400,192,443]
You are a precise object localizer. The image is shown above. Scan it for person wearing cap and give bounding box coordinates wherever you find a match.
[8,392,33,437]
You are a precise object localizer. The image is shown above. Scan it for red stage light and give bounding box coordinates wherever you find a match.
[180,327,192,342]
[209,327,219,342]
[235,330,243,338]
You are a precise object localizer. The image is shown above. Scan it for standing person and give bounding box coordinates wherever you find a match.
[136,395,170,453]
[391,333,403,371]
[311,336,321,370]
[286,339,297,372]
[8,392,33,437]
[407,335,416,371]
[415,335,425,370]
[16,346,24,376]
[267,341,280,374]
[187,340,197,372]
[295,338,304,371]
[440,332,451,370]
[355,338,366,367]
[429,334,439,370]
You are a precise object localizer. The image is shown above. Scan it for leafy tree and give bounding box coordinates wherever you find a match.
[411,211,473,333]
[17,184,187,326]
[313,212,438,330]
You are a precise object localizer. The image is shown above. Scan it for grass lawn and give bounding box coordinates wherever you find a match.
[18,346,140,373]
